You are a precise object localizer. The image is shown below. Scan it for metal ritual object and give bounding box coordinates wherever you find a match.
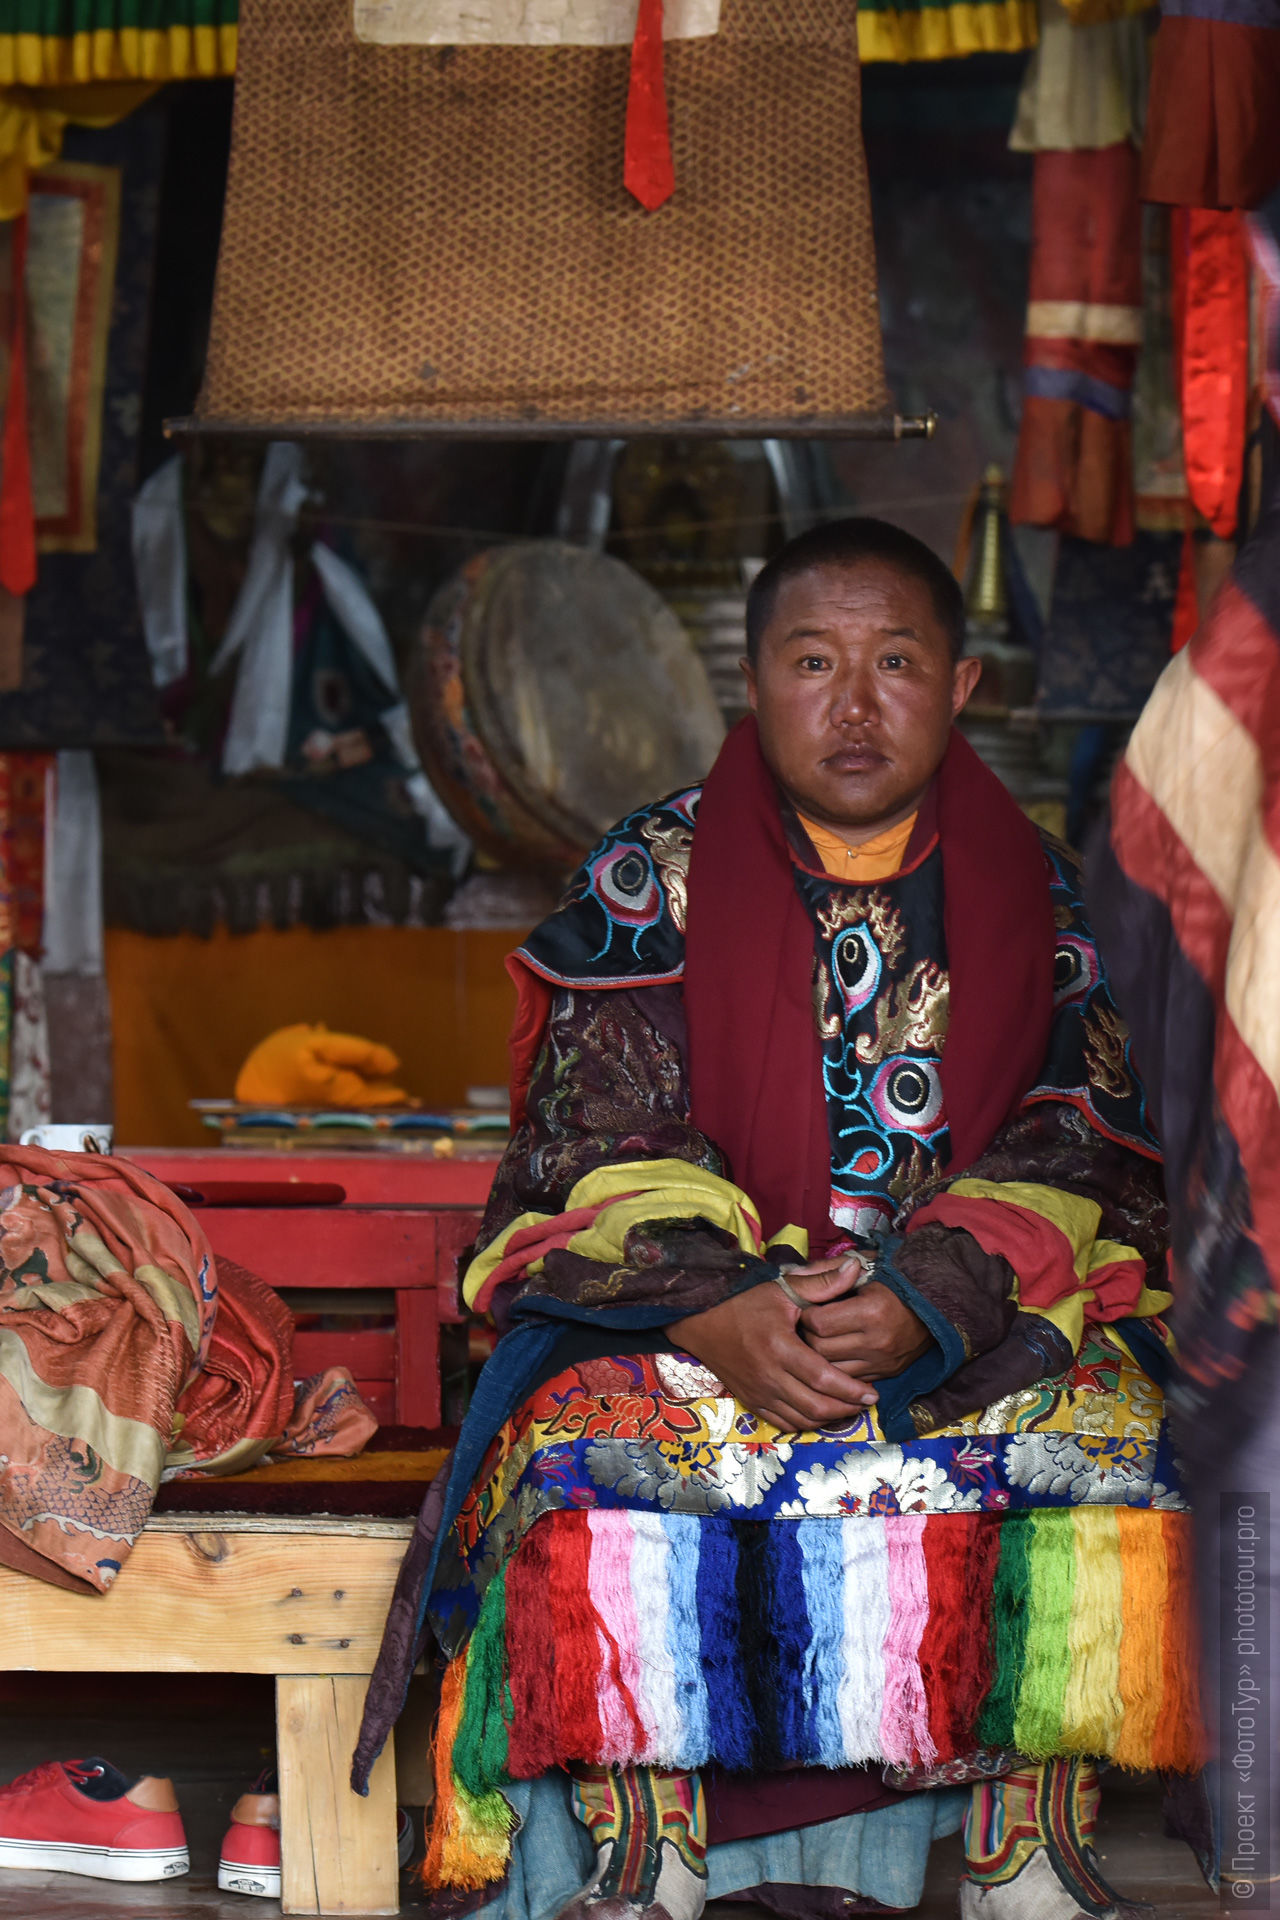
[410,541,725,867]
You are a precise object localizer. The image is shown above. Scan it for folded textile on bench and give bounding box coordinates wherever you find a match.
[0,1145,376,1593]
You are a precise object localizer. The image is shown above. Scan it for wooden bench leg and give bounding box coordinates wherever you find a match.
[277,1674,400,1916]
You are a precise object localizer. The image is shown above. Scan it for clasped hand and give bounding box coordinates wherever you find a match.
[671,1254,931,1434]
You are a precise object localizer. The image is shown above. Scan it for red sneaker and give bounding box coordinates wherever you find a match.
[218,1779,280,1899]
[0,1758,189,1881]
[218,1770,415,1898]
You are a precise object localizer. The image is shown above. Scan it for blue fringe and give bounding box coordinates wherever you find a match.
[798,1519,847,1766]
[697,1517,755,1769]
[768,1522,816,1763]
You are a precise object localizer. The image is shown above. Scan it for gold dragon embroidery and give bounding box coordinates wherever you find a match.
[1083,1001,1132,1101]
[639,816,694,933]
[854,959,950,1065]
[812,956,840,1039]
[816,887,907,970]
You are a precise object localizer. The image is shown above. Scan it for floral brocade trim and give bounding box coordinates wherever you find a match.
[436,1326,1187,1647]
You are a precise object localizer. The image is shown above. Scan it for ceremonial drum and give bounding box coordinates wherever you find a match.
[410,542,726,869]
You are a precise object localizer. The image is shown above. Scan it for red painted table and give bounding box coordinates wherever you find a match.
[125,1149,501,1427]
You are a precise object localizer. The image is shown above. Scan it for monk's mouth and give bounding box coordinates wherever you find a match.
[823,748,887,774]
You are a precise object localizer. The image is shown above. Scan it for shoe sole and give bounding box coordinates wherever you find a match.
[218,1859,282,1897]
[215,1821,409,1897]
[0,1839,189,1881]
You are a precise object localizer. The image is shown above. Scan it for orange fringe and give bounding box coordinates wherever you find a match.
[422,1656,514,1891]
[1112,1504,1168,1767]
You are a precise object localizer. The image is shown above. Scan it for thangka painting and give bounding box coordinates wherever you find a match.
[27,162,122,554]
[0,110,163,748]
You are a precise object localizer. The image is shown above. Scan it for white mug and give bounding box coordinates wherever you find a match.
[20,1124,114,1155]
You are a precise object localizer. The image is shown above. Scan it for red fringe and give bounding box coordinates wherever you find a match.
[918,1513,1002,1762]
[918,1516,974,1763]
[1153,1512,1206,1770]
[505,1523,562,1777]
[547,1510,605,1764]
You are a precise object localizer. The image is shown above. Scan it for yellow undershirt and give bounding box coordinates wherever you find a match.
[797,810,918,882]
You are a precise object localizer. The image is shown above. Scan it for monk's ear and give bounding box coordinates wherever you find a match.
[742,656,759,712]
[951,654,983,718]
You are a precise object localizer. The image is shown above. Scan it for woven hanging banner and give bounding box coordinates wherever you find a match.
[194,0,890,433]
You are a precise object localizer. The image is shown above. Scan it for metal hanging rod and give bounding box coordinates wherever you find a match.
[164,411,938,443]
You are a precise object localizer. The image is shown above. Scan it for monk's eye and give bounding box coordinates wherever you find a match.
[799,654,829,672]
[881,652,907,670]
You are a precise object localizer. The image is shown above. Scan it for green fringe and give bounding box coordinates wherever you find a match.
[452,1768,517,1846]
[1013,1511,1076,1757]
[977,1512,1031,1749]
[453,1564,514,1800]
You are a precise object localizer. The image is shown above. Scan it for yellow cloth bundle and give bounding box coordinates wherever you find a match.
[234,1023,415,1108]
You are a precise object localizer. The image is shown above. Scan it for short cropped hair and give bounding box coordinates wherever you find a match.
[745,516,966,664]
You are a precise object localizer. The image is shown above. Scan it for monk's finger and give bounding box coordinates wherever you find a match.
[778,1259,865,1306]
[763,1381,875,1432]
[780,1368,879,1424]
[782,1339,878,1406]
[798,1294,877,1338]
[783,1253,861,1280]
[751,1398,818,1433]
[804,1330,894,1370]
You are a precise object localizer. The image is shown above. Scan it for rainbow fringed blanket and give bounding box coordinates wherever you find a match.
[423,1331,1203,1889]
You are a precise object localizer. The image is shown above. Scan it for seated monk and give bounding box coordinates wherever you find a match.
[355,519,1202,1920]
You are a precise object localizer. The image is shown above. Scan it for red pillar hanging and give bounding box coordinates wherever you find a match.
[1168,208,1250,652]
[0,212,35,602]
[624,0,675,212]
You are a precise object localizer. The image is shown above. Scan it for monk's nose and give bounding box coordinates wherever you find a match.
[830,669,878,727]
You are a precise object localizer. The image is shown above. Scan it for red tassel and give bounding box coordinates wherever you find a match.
[624,0,675,212]
[0,215,35,600]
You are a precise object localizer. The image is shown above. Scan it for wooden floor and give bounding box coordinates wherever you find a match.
[0,1680,1216,1918]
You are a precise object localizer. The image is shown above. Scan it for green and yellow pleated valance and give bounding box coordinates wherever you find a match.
[0,0,1160,94]
[0,0,236,88]
[857,0,1036,61]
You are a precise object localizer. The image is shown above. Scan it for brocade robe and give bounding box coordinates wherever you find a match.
[355,752,1202,1899]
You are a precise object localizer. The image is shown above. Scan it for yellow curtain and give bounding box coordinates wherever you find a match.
[0,80,158,217]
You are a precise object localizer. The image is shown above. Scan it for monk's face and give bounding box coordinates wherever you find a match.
[744,559,982,836]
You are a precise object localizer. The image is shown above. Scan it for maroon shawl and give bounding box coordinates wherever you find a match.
[683,718,1055,1252]
[507,718,1055,1254]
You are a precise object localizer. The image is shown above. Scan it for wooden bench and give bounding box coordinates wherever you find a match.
[1,1512,417,1916]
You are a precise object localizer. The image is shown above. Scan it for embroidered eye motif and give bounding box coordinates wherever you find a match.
[1053,937,1100,1008]
[867,1055,946,1136]
[832,924,883,1015]
[833,1128,894,1183]
[588,844,662,926]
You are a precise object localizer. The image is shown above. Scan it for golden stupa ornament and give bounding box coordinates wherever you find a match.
[966,464,1010,631]
[961,465,1036,717]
